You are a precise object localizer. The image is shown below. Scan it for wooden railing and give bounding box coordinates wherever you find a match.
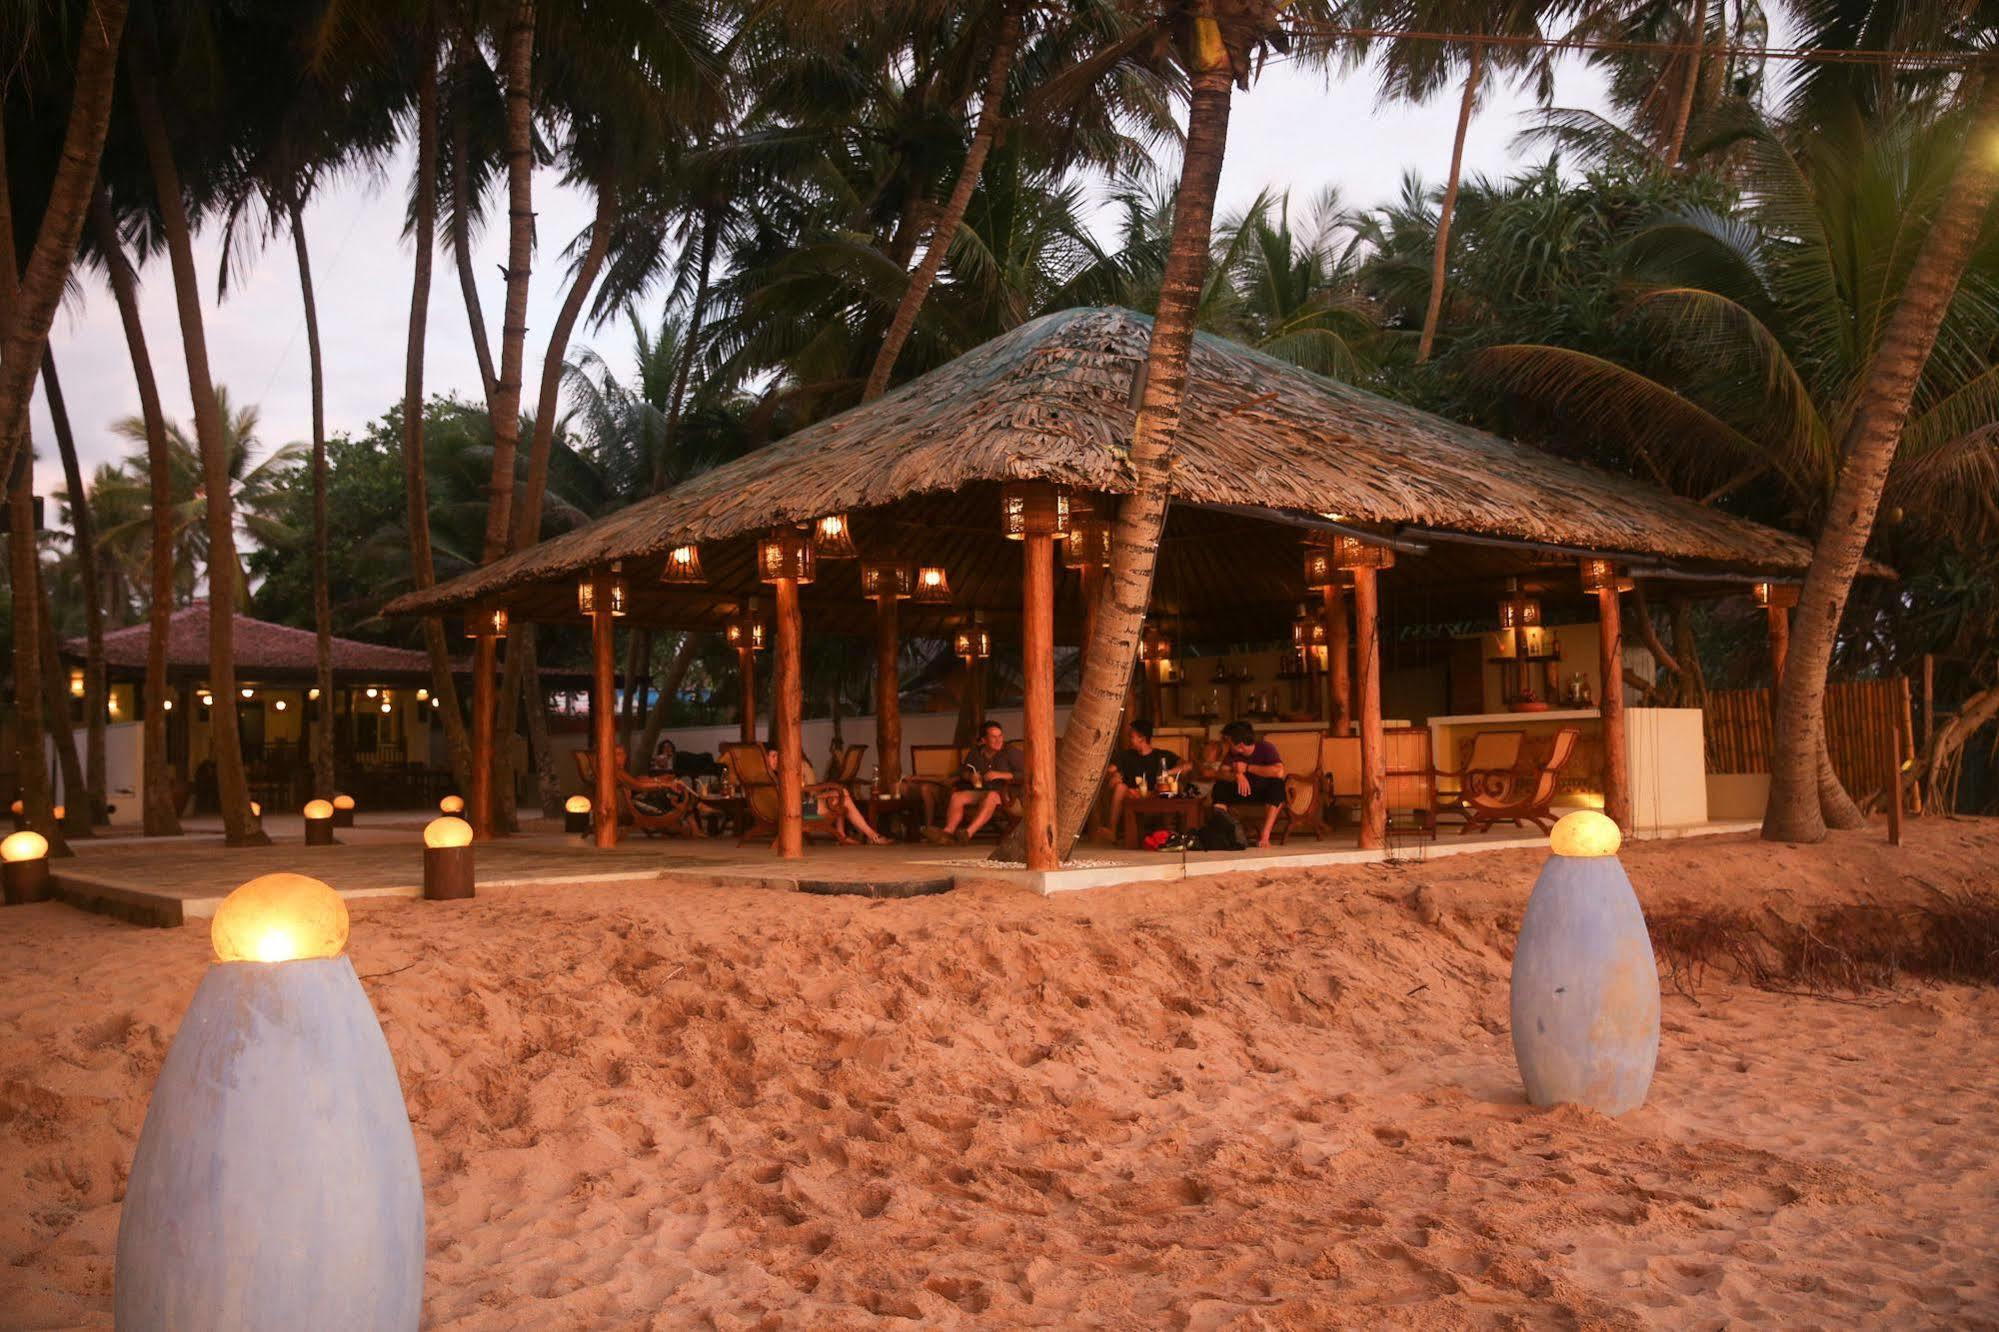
[1704,679,1916,801]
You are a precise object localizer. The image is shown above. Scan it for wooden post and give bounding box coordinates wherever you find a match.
[470,634,495,840]
[874,594,902,790]
[1022,532,1058,870]
[1353,566,1385,850]
[773,575,804,859]
[1598,585,1632,834]
[591,582,618,849]
[737,646,757,744]
[1320,582,1350,735]
[1766,604,1791,689]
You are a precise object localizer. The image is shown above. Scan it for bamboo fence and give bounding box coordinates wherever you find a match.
[1704,679,1916,802]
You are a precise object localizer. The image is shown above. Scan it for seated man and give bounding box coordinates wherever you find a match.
[1208,719,1288,847]
[1095,719,1190,840]
[923,720,1022,844]
[649,735,678,777]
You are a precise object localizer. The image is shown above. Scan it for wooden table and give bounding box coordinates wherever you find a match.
[1120,795,1209,849]
[697,793,749,840]
[866,791,924,843]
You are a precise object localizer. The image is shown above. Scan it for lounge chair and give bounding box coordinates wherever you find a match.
[574,745,702,838]
[901,742,1020,839]
[1461,727,1582,835]
[1432,729,1526,827]
[722,741,848,847]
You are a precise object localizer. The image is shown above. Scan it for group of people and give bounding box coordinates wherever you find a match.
[629,716,1291,850]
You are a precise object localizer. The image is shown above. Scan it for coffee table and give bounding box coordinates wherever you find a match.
[1121,794,1209,849]
[865,791,924,843]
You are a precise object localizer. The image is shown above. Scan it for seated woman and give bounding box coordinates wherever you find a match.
[765,745,890,846]
[1208,720,1288,847]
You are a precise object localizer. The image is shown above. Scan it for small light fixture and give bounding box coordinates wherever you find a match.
[439,795,465,815]
[332,794,356,829]
[1291,606,1327,649]
[1497,597,1543,630]
[163,699,174,712]
[1327,531,1395,571]
[953,622,991,660]
[811,514,857,559]
[429,697,441,708]
[308,687,322,701]
[199,692,215,708]
[1579,557,1620,594]
[578,562,630,616]
[68,669,85,698]
[564,794,591,835]
[416,688,429,702]
[303,799,337,846]
[1001,481,1072,540]
[249,801,262,818]
[661,543,705,583]
[422,818,475,901]
[756,528,816,584]
[273,699,288,712]
[1063,516,1113,570]
[1141,625,1175,663]
[860,560,915,600]
[366,688,379,699]
[912,565,952,604]
[240,688,254,700]
[725,616,766,652]
[1750,580,1799,609]
[466,606,509,638]
[1,830,52,905]
[379,702,392,715]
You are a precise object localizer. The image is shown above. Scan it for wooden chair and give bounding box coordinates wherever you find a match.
[1431,729,1526,827]
[902,742,1021,839]
[1383,727,1437,833]
[1462,727,1582,835]
[723,741,848,847]
[1318,734,1361,827]
[833,743,867,799]
[1264,730,1327,841]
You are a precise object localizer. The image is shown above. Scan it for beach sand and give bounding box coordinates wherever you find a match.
[3,819,1996,1329]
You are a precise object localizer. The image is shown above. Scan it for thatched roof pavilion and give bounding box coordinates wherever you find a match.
[383,307,1822,641]
[388,307,1833,858]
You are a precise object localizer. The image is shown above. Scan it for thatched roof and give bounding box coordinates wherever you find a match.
[383,307,1826,637]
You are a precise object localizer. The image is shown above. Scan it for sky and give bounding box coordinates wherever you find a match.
[29,44,1638,501]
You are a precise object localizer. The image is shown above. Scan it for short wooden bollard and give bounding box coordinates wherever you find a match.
[304,799,338,847]
[2,832,52,905]
[332,795,356,828]
[422,818,475,901]
[564,795,591,835]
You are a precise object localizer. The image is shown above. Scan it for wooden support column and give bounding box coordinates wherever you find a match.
[591,582,618,849]
[1353,566,1386,850]
[470,634,496,840]
[1022,531,1058,871]
[875,594,902,789]
[1597,584,1632,834]
[773,575,804,859]
[1320,581,1351,735]
[737,647,757,744]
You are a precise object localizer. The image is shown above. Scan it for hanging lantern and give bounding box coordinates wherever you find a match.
[725,615,767,652]
[661,544,705,584]
[810,513,857,559]
[1063,516,1113,570]
[756,528,816,584]
[953,623,991,660]
[1579,557,1621,594]
[1291,605,1328,649]
[911,565,952,604]
[1000,481,1073,540]
[465,606,508,638]
[1497,597,1543,630]
[860,560,915,599]
[1302,543,1342,587]
[1141,625,1174,662]
[1327,531,1395,571]
[578,563,630,616]
[68,668,85,699]
[1750,580,1799,609]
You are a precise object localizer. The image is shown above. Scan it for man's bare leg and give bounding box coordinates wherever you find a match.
[963,790,1003,839]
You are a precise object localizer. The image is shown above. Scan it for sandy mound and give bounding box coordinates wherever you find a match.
[3,820,1998,1328]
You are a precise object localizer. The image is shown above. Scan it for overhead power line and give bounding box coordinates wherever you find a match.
[1279,24,1995,72]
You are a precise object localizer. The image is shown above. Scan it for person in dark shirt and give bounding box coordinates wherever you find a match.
[1209,719,1288,846]
[1095,719,1189,840]
[923,720,1023,844]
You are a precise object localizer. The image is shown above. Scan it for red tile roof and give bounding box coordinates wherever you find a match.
[72,602,448,677]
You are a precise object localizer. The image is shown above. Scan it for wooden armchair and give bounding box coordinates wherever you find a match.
[1462,727,1581,835]
[1264,730,1327,842]
[576,744,701,839]
[833,742,867,799]
[722,741,848,847]
[1432,729,1526,826]
[1383,727,1437,833]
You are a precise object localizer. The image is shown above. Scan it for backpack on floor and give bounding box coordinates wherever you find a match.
[1195,810,1248,852]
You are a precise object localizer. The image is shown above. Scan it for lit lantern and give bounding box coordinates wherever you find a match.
[577,562,630,616]
[366,688,379,699]
[163,698,174,712]
[303,798,337,846]
[724,616,766,653]
[416,688,429,702]
[1327,530,1396,570]
[811,513,857,559]
[953,623,991,660]
[860,560,914,600]
[564,794,591,835]
[241,688,255,700]
[1750,580,1799,609]
[1000,481,1072,540]
[1497,597,1543,630]
[274,699,288,712]
[308,687,321,701]
[199,692,215,708]
[1063,516,1113,570]
[439,795,465,815]
[911,565,952,605]
[1,830,52,905]
[1290,606,1328,649]
[756,527,815,584]
[52,805,65,823]
[1510,811,1658,1116]
[115,872,424,1329]
[465,606,509,638]
[1579,557,1620,594]
[1302,543,1343,587]
[422,817,475,901]
[661,543,705,583]
[429,697,441,708]
[68,669,85,698]
[379,701,393,715]
[249,802,262,819]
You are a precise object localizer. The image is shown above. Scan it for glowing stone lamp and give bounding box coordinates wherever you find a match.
[331,793,357,828]
[115,873,424,1329]
[303,798,337,847]
[564,794,591,835]
[422,817,475,902]
[1509,810,1658,1116]
[9,798,24,831]
[439,795,465,815]
[2,830,52,905]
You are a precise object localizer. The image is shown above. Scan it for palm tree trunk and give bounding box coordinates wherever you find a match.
[89,189,181,836]
[450,27,499,404]
[635,632,698,776]
[128,46,264,846]
[1764,73,1999,843]
[514,629,559,816]
[37,586,91,839]
[1017,45,1238,861]
[1664,0,1708,166]
[479,0,537,564]
[0,0,128,487]
[41,350,106,824]
[862,0,1023,402]
[287,198,337,801]
[5,457,65,854]
[1417,41,1482,365]
[401,27,475,798]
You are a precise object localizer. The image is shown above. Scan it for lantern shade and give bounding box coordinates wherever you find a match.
[1498,598,1543,630]
[1579,557,1620,593]
[1751,580,1799,608]
[757,528,816,584]
[1001,481,1072,539]
[465,606,508,638]
[860,560,915,599]
[661,544,705,583]
[578,564,630,616]
[953,624,991,659]
[1064,516,1113,570]
[725,616,767,651]
[1325,531,1395,571]
[211,872,349,963]
[1291,606,1327,648]
[1141,626,1174,661]
[1302,545,1342,587]
[811,513,857,558]
[912,565,952,604]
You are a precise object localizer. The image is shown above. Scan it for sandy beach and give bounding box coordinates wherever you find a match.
[3,819,1997,1329]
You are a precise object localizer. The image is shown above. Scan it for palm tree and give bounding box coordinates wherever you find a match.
[39,350,108,823]
[1213,188,1383,380]
[1354,0,1554,362]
